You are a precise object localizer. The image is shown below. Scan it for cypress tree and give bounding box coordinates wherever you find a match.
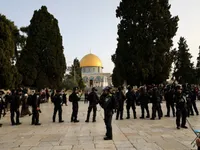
[173,37,194,84]
[0,14,21,89]
[112,0,179,86]
[17,6,66,89]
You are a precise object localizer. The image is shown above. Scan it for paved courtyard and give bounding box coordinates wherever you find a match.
[1,101,200,150]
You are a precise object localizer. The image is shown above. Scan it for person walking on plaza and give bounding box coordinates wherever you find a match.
[69,87,80,123]
[20,94,32,117]
[175,85,188,129]
[52,90,64,123]
[85,87,99,122]
[99,86,116,140]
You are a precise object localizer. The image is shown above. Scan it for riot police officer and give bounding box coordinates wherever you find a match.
[126,86,137,119]
[52,90,64,123]
[99,86,116,140]
[31,90,41,125]
[150,87,162,120]
[69,87,80,123]
[164,87,175,117]
[138,87,150,119]
[10,89,21,125]
[175,85,188,129]
[190,88,199,116]
[85,87,99,122]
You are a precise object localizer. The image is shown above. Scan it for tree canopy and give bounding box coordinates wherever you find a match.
[62,58,85,90]
[0,14,21,89]
[112,0,179,86]
[17,6,66,89]
[173,37,195,84]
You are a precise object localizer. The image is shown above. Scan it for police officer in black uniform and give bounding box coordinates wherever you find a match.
[190,88,199,116]
[10,89,21,125]
[99,86,116,140]
[164,86,175,117]
[138,87,150,119]
[31,90,41,125]
[69,87,80,123]
[175,85,188,129]
[52,90,64,123]
[126,86,137,119]
[150,87,162,120]
[85,87,99,122]
[115,86,126,120]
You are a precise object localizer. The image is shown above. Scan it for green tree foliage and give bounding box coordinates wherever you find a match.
[112,0,179,86]
[17,6,66,89]
[173,37,195,84]
[196,47,200,84]
[69,58,85,89]
[61,58,85,90]
[0,14,22,89]
[61,74,78,90]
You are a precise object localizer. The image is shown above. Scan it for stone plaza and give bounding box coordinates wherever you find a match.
[0,101,200,150]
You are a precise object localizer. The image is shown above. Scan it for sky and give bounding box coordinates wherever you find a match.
[0,0,200,73]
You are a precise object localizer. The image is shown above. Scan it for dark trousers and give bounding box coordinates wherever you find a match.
[166,101,175,116]
[10,109,20,125]
[53,106,62,122]
[176,108,187,127]
[32,109,39,125]
[126,103,136,118]
[86,105,97,121]
[71,106,78,121]
[140,104,150,118]
[152,103,162,119]
[104,112,113,139]
[190,101,199,115]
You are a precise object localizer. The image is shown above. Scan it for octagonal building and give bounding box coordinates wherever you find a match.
[80,53,111,88]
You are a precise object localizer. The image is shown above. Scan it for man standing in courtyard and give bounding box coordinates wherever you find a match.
[52,90,64,123]
[69,87,80,123]
[99,86,116,140]
[85,87,99,122]
[175,85,188,129]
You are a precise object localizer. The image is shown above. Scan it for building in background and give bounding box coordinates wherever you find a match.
[80,53,112,88]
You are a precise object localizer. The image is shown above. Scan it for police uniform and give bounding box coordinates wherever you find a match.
[99,87,116,140]
[69,87,80,122]
[85,87,99,122]
[52,90,64,123]
[125,87,136,119]
[31,92,41,125]
[10,90,21,125]
[175,86,188,129]
[150,88,162,120]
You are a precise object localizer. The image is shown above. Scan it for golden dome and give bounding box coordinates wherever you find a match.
[80,53,102,67]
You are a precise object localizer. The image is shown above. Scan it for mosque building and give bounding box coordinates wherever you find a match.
[80,53,112,88]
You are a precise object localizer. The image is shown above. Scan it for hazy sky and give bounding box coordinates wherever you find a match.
[0,0,199,73]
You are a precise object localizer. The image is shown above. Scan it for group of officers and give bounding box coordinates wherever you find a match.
[0,84,199,141]
[81,83,200,140]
